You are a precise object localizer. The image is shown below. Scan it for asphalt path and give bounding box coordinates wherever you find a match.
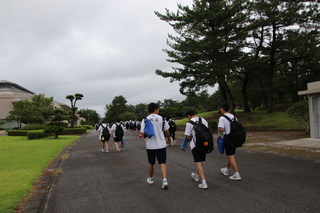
[42,130,320,213]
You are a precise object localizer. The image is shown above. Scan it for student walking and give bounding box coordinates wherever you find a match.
[140,102,171,189]
[98,121,110,153]
[111,119,124,152]
[167,116,176,146]
[218,102,242,181]
[184,109,209,189]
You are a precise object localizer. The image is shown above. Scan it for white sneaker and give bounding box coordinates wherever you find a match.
[147,178,154,184]
[198,183,208,189]
[191,173,200,182]
[105,150,108,154]
[221,168,229,176]
[162,180,168,189]
[101,149,105,152]
[229,174,241,181]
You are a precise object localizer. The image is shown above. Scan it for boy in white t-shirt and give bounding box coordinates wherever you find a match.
[184,109,209,189]
[140,103,171,189]
[218,102,242,181]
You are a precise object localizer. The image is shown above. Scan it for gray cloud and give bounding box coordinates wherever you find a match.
[1,0,214,117]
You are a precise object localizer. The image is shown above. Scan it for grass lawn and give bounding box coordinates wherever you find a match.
[0,135,81,213]
[175,110,304,131]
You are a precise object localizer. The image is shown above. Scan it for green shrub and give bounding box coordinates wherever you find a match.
[286,100,310,133]
[27,130,49,140]
[7,130,28,136]
[208,120,218,132]
[0,128,5,130]
[61,128,86,135]
[74,125,93,130]
[20,124,47,130]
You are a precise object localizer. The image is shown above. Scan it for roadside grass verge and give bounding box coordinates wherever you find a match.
[0,135,81,213]
[175,110,303,131]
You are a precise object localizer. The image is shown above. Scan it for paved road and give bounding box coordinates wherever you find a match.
[40,130,320,213]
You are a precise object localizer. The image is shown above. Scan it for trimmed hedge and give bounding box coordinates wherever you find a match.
[61,128,87,135]
[7,130,29,136]
[74,125,93,130]
[27,130,50,140]
[20,124,47,130]
[8,128,86,138]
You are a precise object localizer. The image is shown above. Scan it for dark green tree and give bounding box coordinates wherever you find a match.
[104,96,128,123]
[78,108,100,125]
[247,0,319,112]
[133,103,148,120]
[66,93,84,128]
[45,109,69,138]
[155,0,249,114]
[119,112,136,121]
[6,94,54,125]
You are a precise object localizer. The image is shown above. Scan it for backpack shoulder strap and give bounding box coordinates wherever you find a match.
[188,120,196,126]
[222,115,232,122]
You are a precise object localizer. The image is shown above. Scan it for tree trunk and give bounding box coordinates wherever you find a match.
[241,75,251,112]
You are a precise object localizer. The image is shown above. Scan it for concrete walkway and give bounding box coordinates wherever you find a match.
[275,137,320,148]
[20,130,320,213]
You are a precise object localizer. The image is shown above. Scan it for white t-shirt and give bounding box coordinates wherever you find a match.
[98,123,109,140]
[140,114,169,150]
[218,113,235,135]
[184,117,209,150]
[111,123,124,138]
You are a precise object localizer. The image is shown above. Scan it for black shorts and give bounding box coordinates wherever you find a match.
[114,137,122,142]
[192,147,206,162]
[223,135,236,156]
[147,148,166,165]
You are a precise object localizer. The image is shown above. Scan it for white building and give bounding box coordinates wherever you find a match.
[0,80,78,130]
[298,81,320,138]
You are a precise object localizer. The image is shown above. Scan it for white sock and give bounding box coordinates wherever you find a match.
[163,178,167,182]
[234,172,240,176]
[202,179,206,185]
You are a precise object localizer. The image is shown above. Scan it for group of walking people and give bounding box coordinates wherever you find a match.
[139,102,241,190]
[95,101,241,190]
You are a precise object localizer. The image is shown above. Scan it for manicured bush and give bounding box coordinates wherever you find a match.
[20,124,47,130]
[7,130,28,136]
[208,120,218,132]
[27,130,49,140]
[61,128,86,135]
[74,125,93,130]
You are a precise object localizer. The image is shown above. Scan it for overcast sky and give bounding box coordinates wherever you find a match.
[1,0,216,117]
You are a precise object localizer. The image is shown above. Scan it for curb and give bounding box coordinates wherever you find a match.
[15,134,87,213]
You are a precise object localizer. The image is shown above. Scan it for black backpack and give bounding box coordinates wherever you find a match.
[169,119,177,132]
[188,117,214,153]
[101,125,110,138]
[115,123,124,139]
[223,115,246,148]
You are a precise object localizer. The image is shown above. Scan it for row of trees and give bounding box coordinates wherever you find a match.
[6,93,85,128]
[103,94,219,123]
[155,0,320,114]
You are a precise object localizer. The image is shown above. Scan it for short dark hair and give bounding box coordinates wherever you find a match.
[115,118,120,123]
[102,120,106,123]
[185,109,195,117]
[148,102,158,113]
[220,102,230,112]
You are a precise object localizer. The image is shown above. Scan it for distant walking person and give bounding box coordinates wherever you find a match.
[95,123,99,132]
[98,121,110,153]
[111,119,124,152]
[184,109,209,189]
[218,102,242,181]
[167,116,177,146]
[140,102,171,189]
